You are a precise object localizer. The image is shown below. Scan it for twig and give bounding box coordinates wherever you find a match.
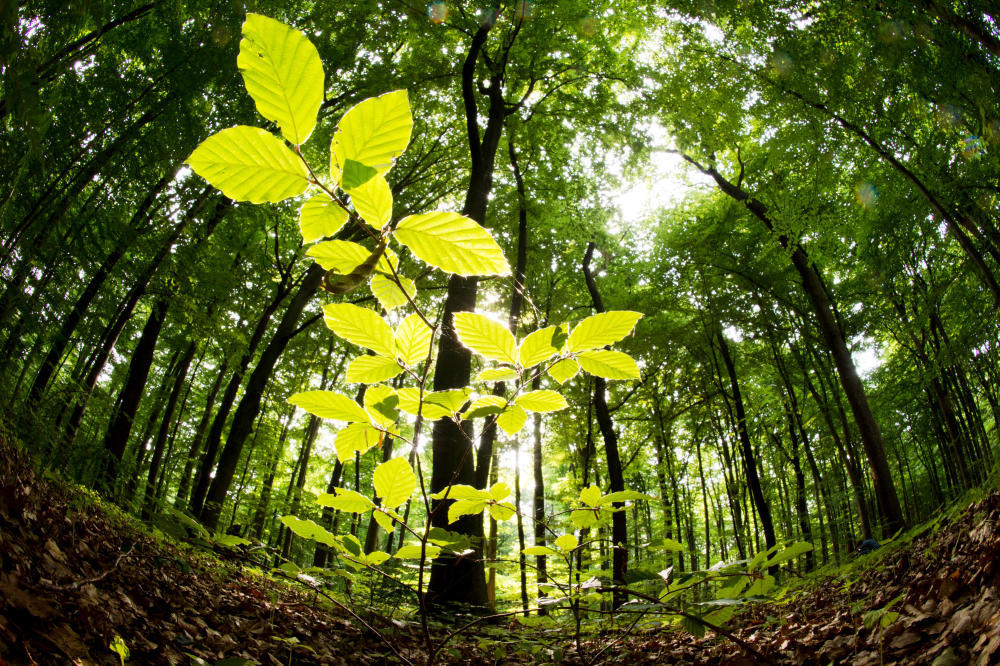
[38,541,137,591]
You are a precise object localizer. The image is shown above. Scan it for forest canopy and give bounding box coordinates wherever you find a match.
[2,0,999,662]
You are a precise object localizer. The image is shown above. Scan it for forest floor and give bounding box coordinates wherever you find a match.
[2,427,1000,665]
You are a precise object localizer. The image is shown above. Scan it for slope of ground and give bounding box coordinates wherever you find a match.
[2,419,999,665]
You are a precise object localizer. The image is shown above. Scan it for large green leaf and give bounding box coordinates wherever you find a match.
[523,545,558,556]
[448,499,488,524]
[348,173,392,229]
[453,312,517,364]
[554,534,579,551]
[237,14,323,145]
[279,516,338,547]
[288,390,369,423]
[566,311,643,352]
[316,487,375,513]
[462,394,507,419]
[187,126,308,203]
[332,90,412,176]
[496,405,527,436]
[394,212,510,276]
[345,355,402,384]
[599,490,654,505]
[370,273,415,312]
[430,484,490,500]
[299,195,348,243]
[488,503,516,521]
[306,240,368,272]
[364,385,399,430]
[395,544,441,560]
[475,367,518,382]
[763,541,814,568]
[577,350,640,380]
[423,388,472,418]
[334,423,382,462]
[547,358,580,384]
[394,314,433,365]
[373,457,415,508]
[518,325,564,368]
[515,390,568,413]
[323,303,396,358]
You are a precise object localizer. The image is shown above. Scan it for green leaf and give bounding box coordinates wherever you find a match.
[394,212,510,276]
[763,541,814,568]
[306,240,369,272]
[571,508,599,529]
[348,173,392,228]
[515,389,568,413]
[365,550,391,567]
[717,575,749,599]
[333,90,412,177]
[334,422,381,462]
[289,390,370,423]
[523,545,558,556]
[237,14,323,145]
[279,515,338,546]
[487,502,516,521]
[598,490,654,505]
[323,303,396,358]
[453,312,517,364]
[345,355,402,384]
[566,311,643,353]
[554,534,579,551]
[316,488,375,513]
[475,367,518,382]
[448,499,488,524]
[109,635,129,666]
[489,481,511,501]
[577,350,640,380]
[371,273,415,312]
[427,528,471,551]
[579,485,602,507]
[496,405,527,436]
[372,509,394,534]
[299,195,348,243]
[395,544,441,560]
[364,385,399,429]
[430,484,490,501]
[187,126,308,203]
[547,358,580,384]
[374,457,415,508]
[394,313,433,365]
[519,325,564,368]
[462,394,507,419]
[651,538,686,552]
[423,388,472,418]
[341,158,378,189]
[681,615,706,638]
[745,574,776,596]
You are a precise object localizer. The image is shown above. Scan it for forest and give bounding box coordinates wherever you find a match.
[2,0,1000,664]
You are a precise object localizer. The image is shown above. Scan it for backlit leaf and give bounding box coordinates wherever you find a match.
[430,484,490,501]
[547,358,580,384]
[448,499,488,524]
[423,388,472,417]
[579,485,602,507]
[518,325,564,368]
[515,389,568,413]
[475,367,518,382]
[462,394,506,419]
[306,240,368,272]
[299,195,348,242]
[334,423,381,462]
[288,390,369,423]
[333,90,412,176]
[323,303,396,358]
[489,482,511,501]
[370,273,415,311]
[348,173,392,228]
[363,384,399,429]
[187,126,308,203]
[279,516,338,546]
[453,312,517,364]
[395,544,441,560]
[554,534,579,551]
[394,314,433,365]
[373,457,415,508]
[316,488,374,513]
[394,212,510,276]
[577,350,640,380]
[566,311,643,352]
[345,355,402,384]
[237,14,323,145]
[488,502,516,521]
[496,405,527,436]
[523,545,558,556]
